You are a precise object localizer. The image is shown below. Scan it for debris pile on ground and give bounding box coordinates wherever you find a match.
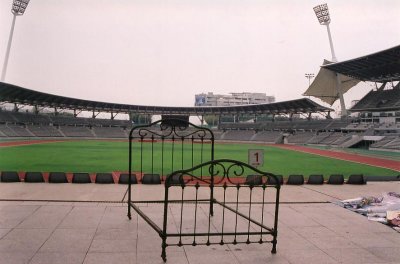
[339,192,400,232]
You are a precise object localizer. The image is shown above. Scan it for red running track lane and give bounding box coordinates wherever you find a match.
[274,144,400,172]
[0,140,65,147]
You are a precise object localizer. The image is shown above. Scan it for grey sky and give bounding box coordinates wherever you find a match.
[0,0,399,113]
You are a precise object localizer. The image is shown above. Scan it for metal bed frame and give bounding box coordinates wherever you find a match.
[127,118,281,262]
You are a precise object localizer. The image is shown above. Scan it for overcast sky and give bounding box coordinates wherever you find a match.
[0,0,399,113]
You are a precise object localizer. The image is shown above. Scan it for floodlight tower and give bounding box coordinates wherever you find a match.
[313,4,337,62]
[1,0,30,82]
[305,73,315,87]
[313,3,347,117]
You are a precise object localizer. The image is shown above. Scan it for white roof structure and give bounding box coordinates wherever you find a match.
[303,60,360,105]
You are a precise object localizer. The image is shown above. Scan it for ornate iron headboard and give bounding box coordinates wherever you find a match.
[127,119,280,262]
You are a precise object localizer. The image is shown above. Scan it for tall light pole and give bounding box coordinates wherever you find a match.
[1,0,30,82]
[305,73,315,87]
[313,4,337,62]
[313,3,347,117]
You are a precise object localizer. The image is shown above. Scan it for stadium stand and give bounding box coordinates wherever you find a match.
[220,130,255,141]
[27,125,63,137]
[307,132,332,144]
[351,84,400,112]
[0,124,32,137]
[59,126,94,137]
[384,137,400,150]
[0,110,17,123]
[330,133,355,146]
[294,119,332,130]
[286,131,316,144]
[252,131,282,143]
[92,126,127,138]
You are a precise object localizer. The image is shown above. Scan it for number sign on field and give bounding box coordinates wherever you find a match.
[248,149,264,167]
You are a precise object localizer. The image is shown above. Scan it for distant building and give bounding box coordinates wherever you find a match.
[195,92,275,106]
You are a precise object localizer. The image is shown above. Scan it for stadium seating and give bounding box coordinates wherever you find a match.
[27,125,63,137]
[307,174,324,184]
[92,126,127,138]
[95,173,114,184]
[167,173,185,185]
[286,175,304,185]
[72,173,92,183]
[327,174,344,185]
[142,174,161,184]
[118,173,138,184]
[24,172,45,183]
[0,171,20,182]
[60,126,94,137]
[351,88,400,111]
[252,131,282,143]
[221,130,255,141]
[48,172,68,183]
[266,175,284,185]
[245,175,262,185]
[347,174,366,184]
[307,132,332,144]
[286,132,315,144]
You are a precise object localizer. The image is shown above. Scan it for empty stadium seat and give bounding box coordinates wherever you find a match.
[24,172,44,183]
[347,174,366,185]
[0,171,20,182]
[327,174,344,185]
[142,174,161,184]
[95,173,114,184]
[267,175,284,185]
[72,173,91,183]
[118,173,138,184]
[48,172,68,183]
[286,175,304,185]
[167,173,185,185]
[245,175,262,185]
[307,174,324,185]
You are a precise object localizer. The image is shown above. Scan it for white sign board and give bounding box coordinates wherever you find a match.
[248,149,264,167]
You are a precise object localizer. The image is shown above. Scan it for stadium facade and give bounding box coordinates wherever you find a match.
[194,92,275,106]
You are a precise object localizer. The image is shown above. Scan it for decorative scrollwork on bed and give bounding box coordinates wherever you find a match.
[127,119,280,262]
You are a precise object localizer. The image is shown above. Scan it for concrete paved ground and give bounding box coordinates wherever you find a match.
[0,182,399,264]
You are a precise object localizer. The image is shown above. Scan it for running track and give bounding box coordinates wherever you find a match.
[274,144,400,172]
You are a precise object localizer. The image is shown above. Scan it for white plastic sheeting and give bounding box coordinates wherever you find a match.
[339,192,400,232]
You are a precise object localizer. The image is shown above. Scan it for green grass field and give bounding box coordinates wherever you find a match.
[0,139,397,178]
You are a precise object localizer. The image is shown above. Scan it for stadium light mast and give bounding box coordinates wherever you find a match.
[1,0,30,82]
[313,3,347,117]
[313,3,337,62]
[305,73,315,87]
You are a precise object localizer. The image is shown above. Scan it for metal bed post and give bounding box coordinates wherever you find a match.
[127,131,133,220]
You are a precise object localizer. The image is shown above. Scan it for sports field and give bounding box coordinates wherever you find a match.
[0,139,398,178]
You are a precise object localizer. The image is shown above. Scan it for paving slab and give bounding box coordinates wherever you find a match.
[0,182,398,263]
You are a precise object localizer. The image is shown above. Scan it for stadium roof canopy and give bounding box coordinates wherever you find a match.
[304,45,400,105]
[0,82,331,116]
[322,45,400,82]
